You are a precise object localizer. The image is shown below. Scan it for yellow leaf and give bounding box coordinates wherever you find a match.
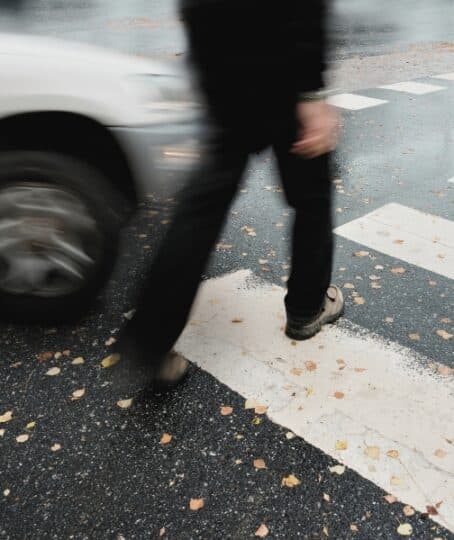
[253,459,266,470]
[364,445,380,460]
[160,433,172,445]
[189,498,205,511]
[403,505,415,517]
[16,434,29,443]
[305,360,317,371]
[252,417,262,426]
[397,523,413,536]
[255,524,269,538]
[117,398,133,409]
[387,449,399,459]
[384,494,397,504]
[26,421,36,430]
[328,465,345,475]
[71,388,85,400]
[220,406,233,416]
[46,366,61,376]
[101,354,120,368]
[0,411,13,423]
[436,329,453,340]
[335,440,348,451]
[281,474,301,488]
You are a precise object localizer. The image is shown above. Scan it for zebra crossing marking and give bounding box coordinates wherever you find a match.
[327,93,388,110]
[379,81,445,95]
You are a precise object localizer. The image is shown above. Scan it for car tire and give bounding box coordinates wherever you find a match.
[0,151,127,323]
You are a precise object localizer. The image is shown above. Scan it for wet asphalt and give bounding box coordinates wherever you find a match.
[1,1,454,539]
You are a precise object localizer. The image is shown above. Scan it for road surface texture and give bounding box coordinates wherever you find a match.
[1,1,453,539]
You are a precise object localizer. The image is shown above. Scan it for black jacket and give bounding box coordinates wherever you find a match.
[180,0,327,95]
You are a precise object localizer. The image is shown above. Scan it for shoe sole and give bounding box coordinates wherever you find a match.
[285,305,345,341]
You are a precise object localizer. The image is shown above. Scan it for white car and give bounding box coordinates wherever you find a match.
[0,33,201,322]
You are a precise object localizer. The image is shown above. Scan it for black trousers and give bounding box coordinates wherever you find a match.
[125,109,333,359]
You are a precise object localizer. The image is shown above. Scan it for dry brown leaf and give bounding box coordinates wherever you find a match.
[354,251,369,257]
[390,475,402,486]
[16,434,29,443]
[437,364,453,376]
[105,336,117,346]
[371,282,382,289]
[0,410,13,423]
[72,357,85,365]
[425,505,438,516]
[354,367,367,373]
[353,296,366,305]
[387,449,399,459]
[37,351,53,362]
[46,366,61,376]
[221,406,233,416]
[334,391,345,400]
[364,446,380,460]
[160,433,172,445]
[305,360,317,371]
[189,498,205,511]
[255,524,269,538]
[336,359,346,370]
[54,352,62,359]
[116,398,133,409]
[253,459,266,470]
[397,523,413,536]
[408,333,420,341]
[393,239,405,245]
[254,405,268,415]
[51,443,61,452]
[434,448,447,458]
[291,368,303,376]
[391,267,406,275]
[329,465,345,475]
[245,398,260,410]
[281,474,301,488]
[71,388,85,400]
[231,318,244,323]
[384,494,397,504]
[436,329,453,340]
[101,354,120,368]
[440,317,451,324]
[26,421,36,430]
[62,350,71,357]
[335,440,348,451]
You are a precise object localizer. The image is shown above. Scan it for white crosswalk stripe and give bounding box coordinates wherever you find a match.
[432,73,454,81]
[176,269,454,532]
[379,81,445,95]
[327,93,388,110]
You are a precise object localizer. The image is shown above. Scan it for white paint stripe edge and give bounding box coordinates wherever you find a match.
[448,177,454,184]
[176,271,454,531]
[335,203,454,280]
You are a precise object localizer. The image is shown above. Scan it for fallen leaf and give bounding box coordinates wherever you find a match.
[393,239,405,245]
[286,431,296,440]
[397,523,413,536]
[258,259,269,265]
[71,388,85,400]
[72,357,85,365]
[440,317,451,324]
[323,493,330,502]
[335,440,348,451]
[0,411,13,423]
[384,494,397,504]
[334,391,345,400]
[291,367,303,376]
[189,498,204,511]
[387,449,399,459]
[16,434,29,443]
[436,329,453,340]
[305,360,317,371]
[3,488,10,496]
[385,317,394,323]
[323,526,329,537]
[428,280,437,286]
[62,350,71,357]
[336,359,346,369]
[371,282,382,289]
[26,421,36,430]
[390,476,402,486]
[353,296,366,305]
[354,367,367,373]
[253,459,266,469]
[391,267,406,275]
[434,448,447,458]
[124,309,136,320]
[255,524,269,538]
[0,429,5,437]
[369,275,381,281]
[46,366,61,376]
[354,251,369,257]
[364,446,380,460]
[350,524,358,532]
[51,443,61,452]
[281,474,301,488]
[254,405,268,415]
[245,398,260,410]
[116,398,133,409]
[241,226,257,237]
[54,352,62,359]
[235,459,243,465]
[408,333,420,341]
[437,364,453,376]
[343,283,355,289]
[220,406,233,416]
[159,528,166,537]
[252,417,262,426]
[329,465,345,475]
[101,354,120,368]
[105,336,117,346]
[37,351,53,362]
[425,505,438,516]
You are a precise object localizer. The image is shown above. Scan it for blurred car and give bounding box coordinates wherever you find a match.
[0,33,201,322]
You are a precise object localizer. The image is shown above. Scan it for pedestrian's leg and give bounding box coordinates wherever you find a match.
[120,140,248,366]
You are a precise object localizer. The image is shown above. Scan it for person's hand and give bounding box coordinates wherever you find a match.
[291,100,340,158]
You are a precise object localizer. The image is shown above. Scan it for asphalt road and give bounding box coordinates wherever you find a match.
[1,2,454,539]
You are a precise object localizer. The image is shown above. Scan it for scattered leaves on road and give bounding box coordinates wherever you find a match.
[72,357,85,365]
[281,474,301,488]
[354,296,366,305]
[329,465,345,475]
[387,449,399,459]
[46,366,61,376]
[220,406,233,416]
[116,398,133,409]
[334,391,345,399]
[397,523,413,536]
[305,360,317,371]
[403,505,415,517]
[101,354,120,368]
[436,329,453,340]
[434,448,447,458]
[253,459,266,470]
[51,443,61,452]
[286,431,296,440]
[0,411,13,423]
[16,434,29,443]
[335,440,348,451]
[189,498,205,511]
[71,388,85,401]
[408,333,420,341]
[391,267,406,275]
[26,421,36,430]
[255,524,269,537]
[336,359,346,370]
[241,226,257,237]
[37,351,53,362]
[384,494,397,504]
[105,337,117,346]
[160,433,172,445]
[354,251,369,257]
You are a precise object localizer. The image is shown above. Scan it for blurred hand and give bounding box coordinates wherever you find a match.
[291,100,340,159]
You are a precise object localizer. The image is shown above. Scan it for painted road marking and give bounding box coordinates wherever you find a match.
[327,93,388,111]
[379,81,445,95]
[448,177,454,184]
[176,270,454,531]
[432,73,454,81]
[334,203,454,280]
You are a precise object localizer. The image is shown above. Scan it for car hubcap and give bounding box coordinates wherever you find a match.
[0,182,102,297]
